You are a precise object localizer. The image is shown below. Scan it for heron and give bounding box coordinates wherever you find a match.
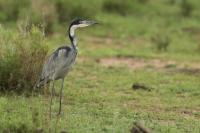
[36,18,98,116]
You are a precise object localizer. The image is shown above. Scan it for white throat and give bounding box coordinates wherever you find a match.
[70,23,88,37]
[70,25,78,37]
[69,25,78,50]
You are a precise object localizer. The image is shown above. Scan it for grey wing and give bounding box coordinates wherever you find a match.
[40,53,57,81]
[37,46,72,87]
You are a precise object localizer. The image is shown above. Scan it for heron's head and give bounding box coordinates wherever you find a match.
[69,18,98,37]
[70,18,98,28]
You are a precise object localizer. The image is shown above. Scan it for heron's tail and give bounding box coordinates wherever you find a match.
[35,77,50,89]
[35,82,42,88]
[35,78,45,88]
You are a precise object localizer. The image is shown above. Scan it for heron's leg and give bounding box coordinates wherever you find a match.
[44,82,48,97]
[57,78,64,115]
[52,86,56,96]
[49,80,55,119]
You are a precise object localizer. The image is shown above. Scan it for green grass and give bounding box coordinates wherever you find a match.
[1,62,200,132]
[1,0,200,132]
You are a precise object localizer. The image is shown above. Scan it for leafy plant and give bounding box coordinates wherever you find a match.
[0,26,48,92]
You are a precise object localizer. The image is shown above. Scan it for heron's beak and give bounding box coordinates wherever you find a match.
[86,20,99,26]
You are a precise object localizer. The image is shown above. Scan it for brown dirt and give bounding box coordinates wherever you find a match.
[98,57,200,72]
[158,120,176,126]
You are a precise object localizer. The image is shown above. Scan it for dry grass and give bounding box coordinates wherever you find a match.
[0,26,48,92]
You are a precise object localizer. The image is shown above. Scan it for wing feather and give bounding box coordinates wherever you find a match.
[37,46,71,87]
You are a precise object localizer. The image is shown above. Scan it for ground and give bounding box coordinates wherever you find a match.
[1,34,200,132]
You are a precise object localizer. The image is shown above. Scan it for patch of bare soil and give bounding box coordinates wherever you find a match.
[77,56,91,63]
[99,57,175,69]
[98,57,200,74]
[158,120,176,126]
[180,108,200,120]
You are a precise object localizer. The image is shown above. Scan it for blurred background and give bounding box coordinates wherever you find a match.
[0,0,200,132]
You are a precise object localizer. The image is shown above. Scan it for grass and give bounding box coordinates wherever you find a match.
[1,0,200,132]
[0,61,200,132]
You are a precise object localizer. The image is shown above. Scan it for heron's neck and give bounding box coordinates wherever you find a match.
[69,26,78,51]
